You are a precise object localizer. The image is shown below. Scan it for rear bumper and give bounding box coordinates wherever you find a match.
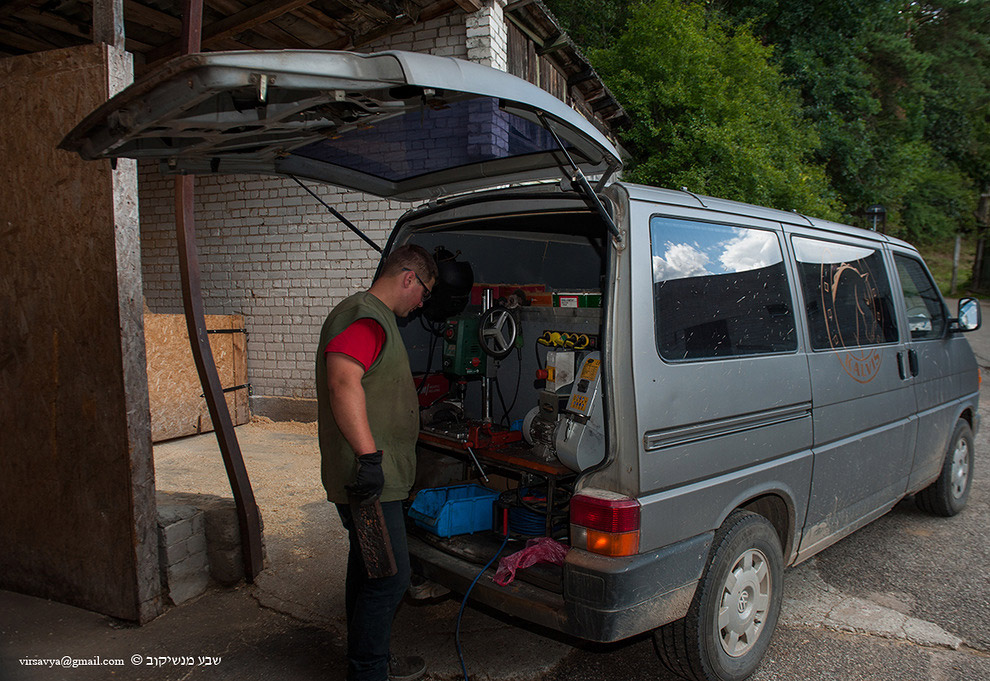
[408,531,712,643]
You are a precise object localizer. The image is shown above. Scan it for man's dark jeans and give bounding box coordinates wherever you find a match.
[336,501,411,681]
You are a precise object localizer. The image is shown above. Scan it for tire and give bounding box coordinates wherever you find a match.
[655,511,784,681]
[916,419,974,517]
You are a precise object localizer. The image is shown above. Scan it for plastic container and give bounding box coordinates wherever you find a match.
[554,291,602,308]
[409,485,500,537]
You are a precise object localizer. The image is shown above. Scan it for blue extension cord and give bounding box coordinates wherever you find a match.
[454,532,510,681]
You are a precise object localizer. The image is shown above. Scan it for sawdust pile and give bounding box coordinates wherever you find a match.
[251,414,319,436]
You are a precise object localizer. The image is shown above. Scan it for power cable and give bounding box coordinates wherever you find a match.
[455,533,510,681]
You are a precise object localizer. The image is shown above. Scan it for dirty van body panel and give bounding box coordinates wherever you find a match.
[888,247,981,494]
[626,193,814,555]
[906,341,980,492]
[578,183,638,497]
[787,229,919,557]
[409,531,712,642]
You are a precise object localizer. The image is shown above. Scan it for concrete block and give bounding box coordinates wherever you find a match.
[157,503,197,527]
[207,546,245,586]
[156,490,266,588]
[203,504,241,549]
[164,554,209,605]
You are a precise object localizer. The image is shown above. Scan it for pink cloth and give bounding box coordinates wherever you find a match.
[494,538,569,586]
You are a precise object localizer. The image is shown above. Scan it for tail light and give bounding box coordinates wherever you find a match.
[570,492,640,557]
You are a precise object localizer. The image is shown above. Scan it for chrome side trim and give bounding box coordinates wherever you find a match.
[643,403,813,452]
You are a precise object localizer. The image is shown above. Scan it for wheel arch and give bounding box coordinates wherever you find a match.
[958,406,975,431]
[737,493,795,565]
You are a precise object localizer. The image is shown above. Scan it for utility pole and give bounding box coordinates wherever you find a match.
[973,185,990,290]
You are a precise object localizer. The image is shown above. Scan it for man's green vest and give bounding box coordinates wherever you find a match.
[316,292,419,503]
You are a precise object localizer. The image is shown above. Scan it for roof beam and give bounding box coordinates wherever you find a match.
[535,32,567,56]
[93,0,125,47]
[567,68,596,87]
[0,0,37,22]
[0,27,58,52]
[15,8,90,41]
[145,0,314,64]
[334,0,393,23]
[291,4,352,35]
[451,0,484,11]
[123,0,183,36]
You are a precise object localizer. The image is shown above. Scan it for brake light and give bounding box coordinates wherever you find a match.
[570,492,640,557]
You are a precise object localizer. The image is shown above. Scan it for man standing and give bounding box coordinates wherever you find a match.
[316,244,438,681]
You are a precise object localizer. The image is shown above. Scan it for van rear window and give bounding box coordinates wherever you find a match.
[792,237,899,349]
[650,217,797,361]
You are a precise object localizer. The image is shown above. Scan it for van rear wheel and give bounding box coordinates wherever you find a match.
[915,419,974,517]
[655,510,783,681]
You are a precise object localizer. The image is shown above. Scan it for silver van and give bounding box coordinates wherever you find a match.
[63,50,982,681]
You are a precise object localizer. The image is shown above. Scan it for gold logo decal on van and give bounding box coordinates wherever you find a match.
[839,349,883,383]
[820,261,887,383]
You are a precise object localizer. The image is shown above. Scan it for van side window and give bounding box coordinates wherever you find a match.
[650,217,797,360]
[792,237,899,350]
[893,255,946,340]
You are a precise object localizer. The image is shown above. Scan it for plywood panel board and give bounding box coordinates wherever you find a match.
[0,44,160,623]
[145,313,249,441]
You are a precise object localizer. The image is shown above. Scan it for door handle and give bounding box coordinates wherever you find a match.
[896,352,907,380]
[908,349,919,377]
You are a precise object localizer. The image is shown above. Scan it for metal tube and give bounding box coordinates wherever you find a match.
[482,289,493,423]
[173,0,263,582]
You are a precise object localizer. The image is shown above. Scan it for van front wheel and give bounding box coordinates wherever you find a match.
[915,419,974,517]
[655,511,783,681]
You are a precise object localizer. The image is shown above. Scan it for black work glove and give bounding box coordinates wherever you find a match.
[346,451,384,504]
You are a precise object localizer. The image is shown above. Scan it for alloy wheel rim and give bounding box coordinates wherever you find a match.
[717,548,771,657]
[950,437,970,500]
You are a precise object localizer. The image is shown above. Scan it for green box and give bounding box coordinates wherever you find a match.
[442,315,485,376]
[553,291,602,308]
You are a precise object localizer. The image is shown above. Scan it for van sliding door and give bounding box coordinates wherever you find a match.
[792,235,915,557]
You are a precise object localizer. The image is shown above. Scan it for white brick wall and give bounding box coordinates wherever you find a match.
[364,11,468,57]
[140,168,411,400]
[465,0,508,70]
[139,8,507,407]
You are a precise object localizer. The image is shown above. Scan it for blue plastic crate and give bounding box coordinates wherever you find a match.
[408,485,500,537]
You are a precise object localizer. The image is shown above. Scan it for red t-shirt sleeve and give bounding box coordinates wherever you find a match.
[325,318,386,372]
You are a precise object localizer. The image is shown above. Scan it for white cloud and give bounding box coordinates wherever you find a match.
[719,231,780,273]
[653,242,710,282]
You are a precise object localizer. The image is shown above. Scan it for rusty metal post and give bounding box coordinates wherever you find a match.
[173,0,264,581]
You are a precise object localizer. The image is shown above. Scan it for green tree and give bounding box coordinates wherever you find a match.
[586,0,840,217]
[716,0,987,243]
[542,0,630,52]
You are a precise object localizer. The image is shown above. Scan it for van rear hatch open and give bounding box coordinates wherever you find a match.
[60,50,620,201]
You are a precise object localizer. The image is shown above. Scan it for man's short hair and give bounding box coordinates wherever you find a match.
[379,244,438,282]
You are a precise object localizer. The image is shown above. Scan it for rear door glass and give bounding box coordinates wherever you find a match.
[650,217,797,361]
[792,236,899,350]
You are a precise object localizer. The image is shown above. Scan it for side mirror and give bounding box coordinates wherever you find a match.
[953,297,981,332]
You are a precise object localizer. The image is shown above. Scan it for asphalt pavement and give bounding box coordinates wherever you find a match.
[2,311,990,681]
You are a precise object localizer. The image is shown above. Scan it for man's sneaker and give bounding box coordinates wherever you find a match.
[388,654,426,681]
[407,574,450,600]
